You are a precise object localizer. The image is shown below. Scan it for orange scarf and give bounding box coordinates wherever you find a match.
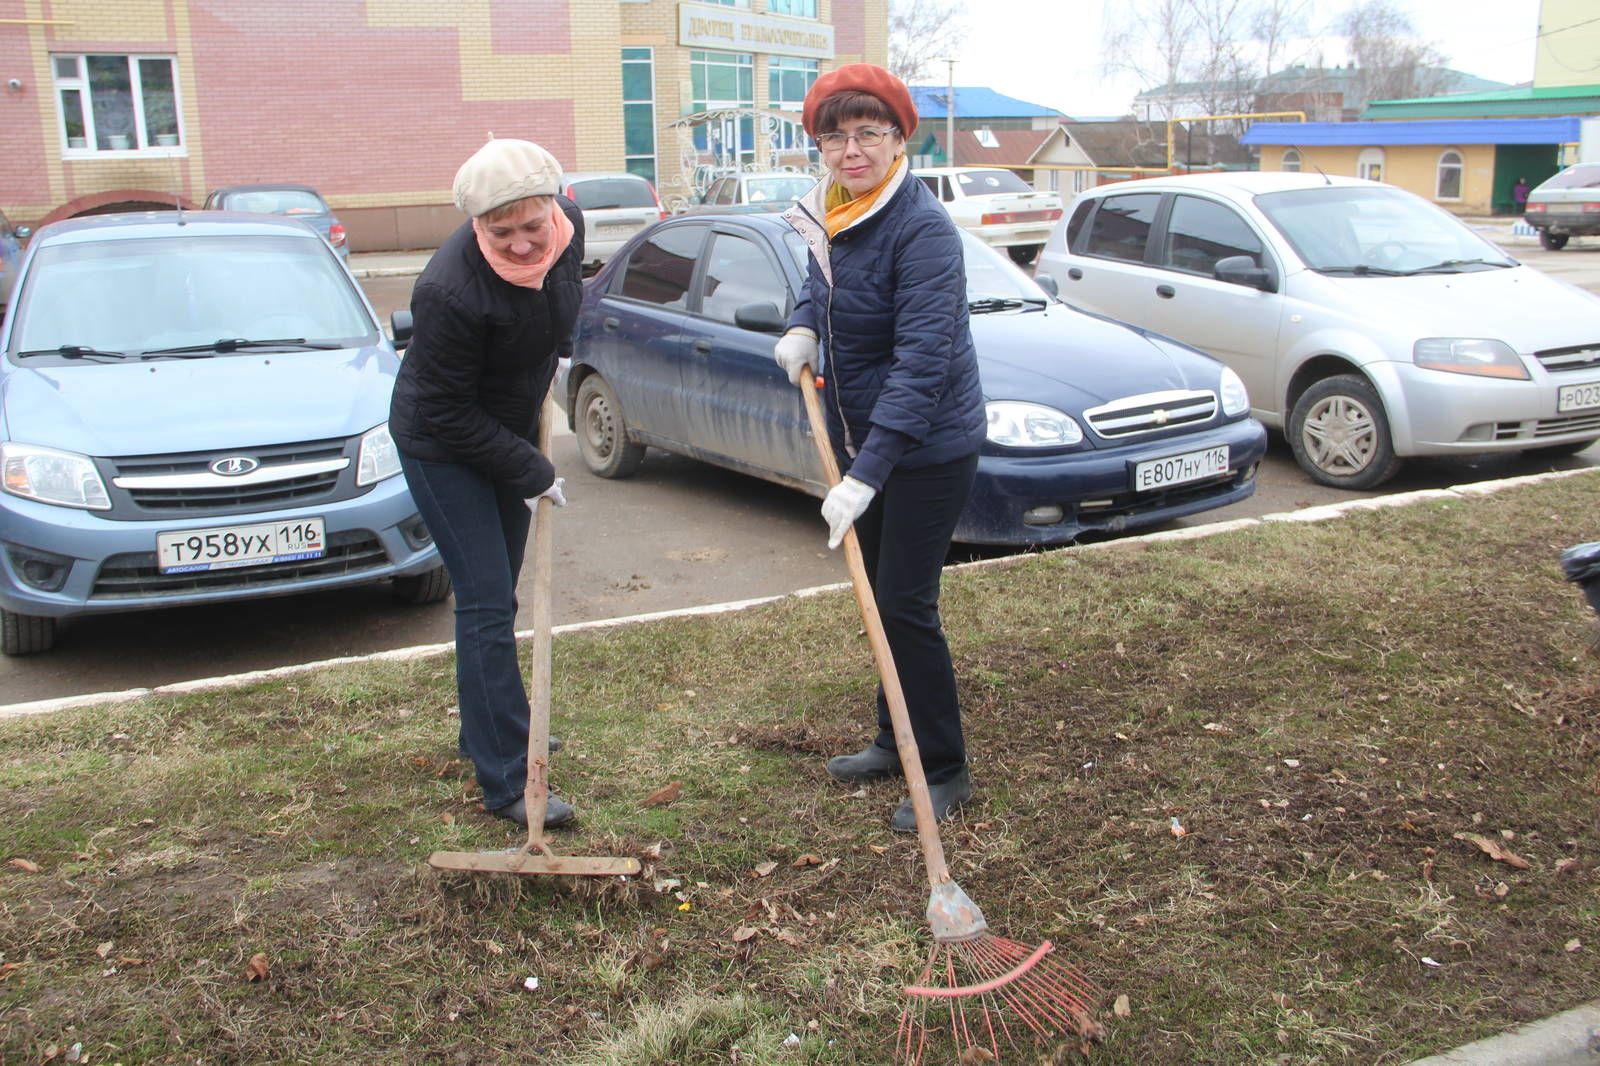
[472,199,574,289]
[823,156,904,238]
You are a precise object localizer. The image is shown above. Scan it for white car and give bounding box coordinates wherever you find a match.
[561,172,666,273]
[913,166,1063,265]
[1036,172,1600,488]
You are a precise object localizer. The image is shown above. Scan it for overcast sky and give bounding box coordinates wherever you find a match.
[940,0,1543,117]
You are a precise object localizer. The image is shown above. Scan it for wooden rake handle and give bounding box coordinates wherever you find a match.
[522,385,558,856]
[799,369,951,889]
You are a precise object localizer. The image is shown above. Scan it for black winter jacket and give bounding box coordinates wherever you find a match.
[388,196,584,497]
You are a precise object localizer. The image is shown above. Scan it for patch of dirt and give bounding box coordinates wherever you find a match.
[731,721,853,756]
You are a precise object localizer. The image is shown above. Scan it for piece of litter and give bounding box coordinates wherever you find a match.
[677,901,693,912]
[1420,957,1442,968]
[1565,938,1582,953]
[1282,759,1301,768]
[523,976,540,992]
[782,1032,802,1048]
[1169,817,1187,839]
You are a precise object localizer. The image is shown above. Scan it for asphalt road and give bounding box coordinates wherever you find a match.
[4,231,1596,705]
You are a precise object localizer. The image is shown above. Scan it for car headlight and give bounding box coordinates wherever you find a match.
[1413,338,1529,380]
[986,401,1084,448]
[0,441,112,510]
[356,423,402,486]
[1218,367,1250,416]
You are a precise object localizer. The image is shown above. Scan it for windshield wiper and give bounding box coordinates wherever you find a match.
[141,337,343,356]
[968,297,1048,314]
[1317,264,1409,277]
[16,345,132,361]
[1399,258,1513,275]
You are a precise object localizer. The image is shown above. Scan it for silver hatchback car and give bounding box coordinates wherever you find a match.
[1037,173,1600,488]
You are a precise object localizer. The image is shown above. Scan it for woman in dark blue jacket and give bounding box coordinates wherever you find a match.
[778,65,986,833]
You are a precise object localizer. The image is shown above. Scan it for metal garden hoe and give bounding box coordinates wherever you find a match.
[428,390,641,880]
[800,370,1103,1063]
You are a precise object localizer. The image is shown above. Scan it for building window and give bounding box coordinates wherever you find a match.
[767,0,818,15]
[1436,149,1463,200]
[701,0,751,6]
[1281,149,1301,173]
[691,50,755,169]
[622,47,657,185]
[52,54,182,154]
[1357,147,1385,183]
[767,56,817,162]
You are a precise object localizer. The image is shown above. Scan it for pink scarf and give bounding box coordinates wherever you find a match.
[472,199,574,289]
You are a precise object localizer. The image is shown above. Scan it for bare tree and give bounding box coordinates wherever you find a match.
[888,0,967,86]
[1337,0,1450,110]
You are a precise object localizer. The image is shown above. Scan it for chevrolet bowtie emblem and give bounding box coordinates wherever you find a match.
[1152,409,1169,425]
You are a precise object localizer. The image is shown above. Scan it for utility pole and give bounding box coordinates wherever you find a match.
[944,57,956,166]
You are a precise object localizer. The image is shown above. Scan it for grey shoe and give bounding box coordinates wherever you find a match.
[490,794,576,828]
[890,767,971,834]
[826,742,904,784]
[460,735,561,756]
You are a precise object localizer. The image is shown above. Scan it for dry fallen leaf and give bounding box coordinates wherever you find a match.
[95,940,114,959]
[0,961,21,981]
[1113,993,1132,1018]
[751,861,778,878]
[793,854,823,868]
[958,1046,996,1064]
[7,858,40,874]
[245,953,270,982]
[1453,832,1532,870]
[643,781,682,807]
[732,926,759,943]
[1554,857,1579,875]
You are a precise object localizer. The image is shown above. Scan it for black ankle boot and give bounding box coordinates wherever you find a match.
[826,742,904,784]
[890,766,971,833]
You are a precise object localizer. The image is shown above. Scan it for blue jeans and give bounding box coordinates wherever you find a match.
[398,452,531,811]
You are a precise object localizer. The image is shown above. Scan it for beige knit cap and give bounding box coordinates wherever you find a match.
[452,138,562,217]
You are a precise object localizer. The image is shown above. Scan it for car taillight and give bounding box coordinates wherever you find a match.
[328,222,347,247]
[1583,202,1600,213]
[979,208,1063,226]
[1524,202,1546,213]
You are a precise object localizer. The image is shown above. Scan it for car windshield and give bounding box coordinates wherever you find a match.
[1535,165,1600,191]
[955,169,1032,196]
[223,189,327,216]
[569,178,655,210]
[9,234,375,362]
[958,230,1051,303]
[1255,185,1514,275]
[745,176,814,204]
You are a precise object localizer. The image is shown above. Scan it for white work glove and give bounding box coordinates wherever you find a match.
[525,477,567,511]
[821,476,875,550]
[773,328,818,387]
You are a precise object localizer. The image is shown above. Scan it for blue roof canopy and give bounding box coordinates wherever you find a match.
[1241,116,1582,146]
[908,86,1061,120]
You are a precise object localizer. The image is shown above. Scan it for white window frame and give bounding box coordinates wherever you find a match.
[1357,147,1385,183]
[622,47,657,185]
[1435,148,1464,201]
[1281,149,1301,173]
[52,53,185,159]
[766,0,818,16]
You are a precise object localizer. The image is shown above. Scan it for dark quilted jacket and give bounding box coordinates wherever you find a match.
[784,169,985,489]
[388,196,584,496]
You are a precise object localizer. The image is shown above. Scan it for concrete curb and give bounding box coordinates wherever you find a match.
[349,265,426,279]
[1407,1001,1600,1065]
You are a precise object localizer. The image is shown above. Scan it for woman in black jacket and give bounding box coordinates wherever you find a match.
[388,138,584,829]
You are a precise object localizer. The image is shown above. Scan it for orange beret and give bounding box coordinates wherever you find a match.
[802,63,918,140]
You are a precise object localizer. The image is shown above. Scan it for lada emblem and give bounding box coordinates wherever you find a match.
[211,456,259,477]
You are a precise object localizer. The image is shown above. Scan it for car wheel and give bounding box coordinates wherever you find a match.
[392,564,452,604]
[1539,231,1569,251]
[1527,437,1598,458]
[575,374,646,479]
[2,608,58,655]
[1287,374,1403,490]
[1008,244,1041,266]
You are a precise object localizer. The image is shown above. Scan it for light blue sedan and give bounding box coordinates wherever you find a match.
[0,212,447,654]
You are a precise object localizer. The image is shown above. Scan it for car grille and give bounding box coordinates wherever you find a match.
[1083,390,1217,439]
[1535,343,1600,375]
[98,438,358,520]
[1074,470,1247,528]
[90,530,388,599]
[1490,412,1600,441]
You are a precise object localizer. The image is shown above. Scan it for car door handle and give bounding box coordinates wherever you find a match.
[1067,267,1083,280]
[1156,284,1175,299]
[691,339,713,356]
[603,316,619,331]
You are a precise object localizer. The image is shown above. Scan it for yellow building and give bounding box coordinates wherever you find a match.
[1535,0,1600,90]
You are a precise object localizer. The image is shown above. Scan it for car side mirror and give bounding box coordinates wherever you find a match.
[1214,255,1276,293]
[734,301,786,333]
[14,225,30,241]
[390,309,413,350]
[1034,273,1060,299]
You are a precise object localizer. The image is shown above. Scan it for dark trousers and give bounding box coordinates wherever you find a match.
[398,452,532,811]
[850,451,978,786]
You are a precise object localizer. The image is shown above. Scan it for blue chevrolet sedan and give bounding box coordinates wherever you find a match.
[0,212,446,654]
[558,214,1267,547]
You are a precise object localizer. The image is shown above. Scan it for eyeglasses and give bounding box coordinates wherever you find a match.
[814,127,899,152]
